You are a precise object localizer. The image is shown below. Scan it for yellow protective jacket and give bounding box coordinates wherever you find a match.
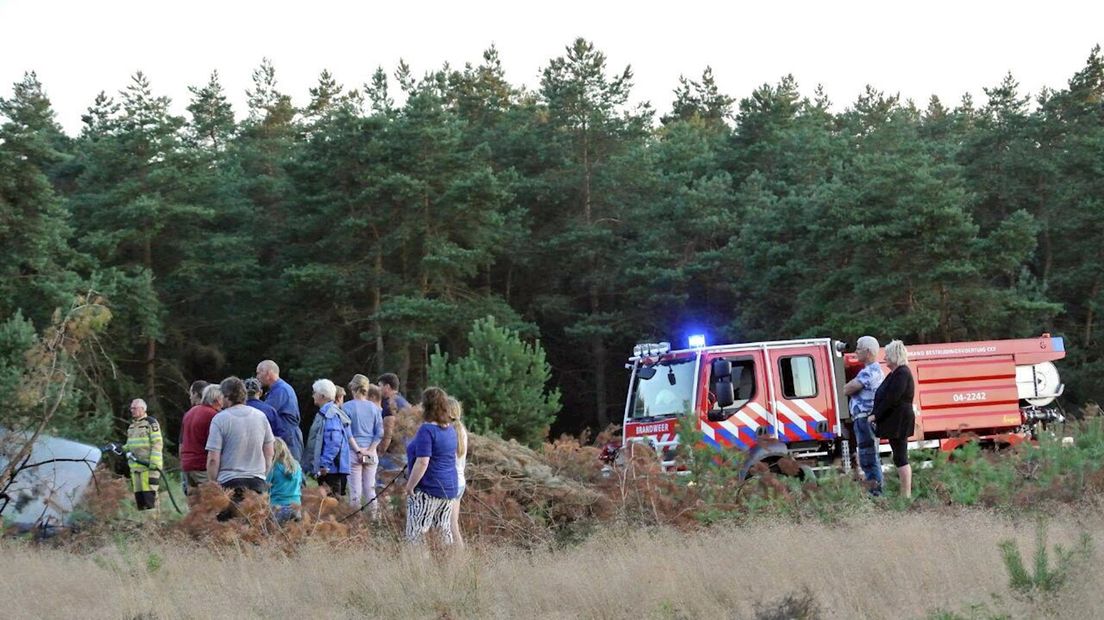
[124,415,163,473]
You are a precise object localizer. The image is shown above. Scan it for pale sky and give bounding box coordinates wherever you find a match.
[2,0,1102,135]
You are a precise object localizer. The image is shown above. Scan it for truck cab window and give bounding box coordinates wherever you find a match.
[630,358,696,419]
[780,355,817,399]
[711,358,756,410]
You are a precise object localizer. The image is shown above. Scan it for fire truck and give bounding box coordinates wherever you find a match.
[621,335,1066,475]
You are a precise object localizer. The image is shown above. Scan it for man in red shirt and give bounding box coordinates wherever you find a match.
[180,384,223,494]
[188,380,208,408]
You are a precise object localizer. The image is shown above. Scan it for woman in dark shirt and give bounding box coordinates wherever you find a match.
[871,340,916,498]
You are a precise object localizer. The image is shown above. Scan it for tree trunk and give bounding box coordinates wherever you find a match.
[423,343,430,394]
[398,346,411,396]
[143,236,157,407]
[590,283,608,428]
[372,235,385,375]
[1041,225,1053,288]
[421,192,431,295]
[582,127,592,225]
[145,337,157,405]
[1036,177,1052,288]
[1085,275,1100,347]
[582,121,604,425]
[939,284,951,342]
[593,341,608,429]
[593,343,608,428]
[905,278,919,341]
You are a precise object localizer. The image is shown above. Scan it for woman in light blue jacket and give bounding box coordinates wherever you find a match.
[307,379,351,497]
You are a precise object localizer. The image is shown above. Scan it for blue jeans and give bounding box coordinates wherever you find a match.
[273,505,301,524]
[854,416,884,494]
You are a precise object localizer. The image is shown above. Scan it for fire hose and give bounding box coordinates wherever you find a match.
[100,442,184,515]
[339,469,406,522]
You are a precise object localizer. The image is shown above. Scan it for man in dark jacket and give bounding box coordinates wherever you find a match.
[245,377,284,440]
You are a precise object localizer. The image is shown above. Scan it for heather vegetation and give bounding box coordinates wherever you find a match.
[36,417,1104,548]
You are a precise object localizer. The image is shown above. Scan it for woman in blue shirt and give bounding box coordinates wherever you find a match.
[343,377,384,512]
[403,387,459,544]
[266,437,303,523]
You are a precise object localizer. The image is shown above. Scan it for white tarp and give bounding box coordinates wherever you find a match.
[0,430,102,527]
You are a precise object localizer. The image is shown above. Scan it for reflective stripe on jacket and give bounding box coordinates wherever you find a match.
[125,416,164,472]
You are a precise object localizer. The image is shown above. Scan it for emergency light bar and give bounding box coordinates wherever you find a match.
[633,342,671,357]
[688,334,707,348]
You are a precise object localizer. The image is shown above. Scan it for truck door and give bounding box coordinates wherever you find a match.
[767,344,837,445]
[700,349,777,450]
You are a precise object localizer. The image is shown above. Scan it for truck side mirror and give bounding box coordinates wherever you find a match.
[711,359,735,411]
[713,379,735,409]
[636,365,657,380]
[711,359,732,379]
[709,381,735,421]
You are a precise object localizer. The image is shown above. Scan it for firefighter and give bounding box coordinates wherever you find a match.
[124,398,163,516]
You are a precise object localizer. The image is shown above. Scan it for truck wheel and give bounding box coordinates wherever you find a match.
[738,442,793,480]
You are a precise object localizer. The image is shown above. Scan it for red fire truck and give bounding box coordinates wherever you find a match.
[621,335,1066,474]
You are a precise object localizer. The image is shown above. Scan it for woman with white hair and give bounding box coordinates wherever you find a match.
[307,378,352,496]
[871,340,916,498]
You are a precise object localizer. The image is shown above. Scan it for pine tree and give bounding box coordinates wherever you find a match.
[1035,46,1104,401]
[428,316,561,447]
[727,76,847,339]
[620,73,737,343]
[536,38,652,428]
[0,72,82,327]
[444,47,536,316]
[186,70,236,153]
[281,67,521,389]
[797,92,1055,343]
[238,58,297,272]
[664,66,733,126]
[960,73,1041,232]
[178,70,267,380]
[375,73,521,387]
[69,72,210,412]
[304,69,354,123]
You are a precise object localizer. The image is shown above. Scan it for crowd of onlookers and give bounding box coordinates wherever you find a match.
[124,359,467,546]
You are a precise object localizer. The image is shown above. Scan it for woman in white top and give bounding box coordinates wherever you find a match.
[447,396,468,549]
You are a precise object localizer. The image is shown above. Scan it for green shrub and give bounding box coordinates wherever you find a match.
[428,316,561,448]
[998,519,1092,600]
[925,442,1018,506]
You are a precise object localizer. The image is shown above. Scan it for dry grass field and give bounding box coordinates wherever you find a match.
[2,508,1100,619]
[9,423,1104,619]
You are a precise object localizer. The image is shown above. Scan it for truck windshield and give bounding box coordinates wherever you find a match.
[630,359,696,419]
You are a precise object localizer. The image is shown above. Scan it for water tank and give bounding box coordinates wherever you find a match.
[1015,361,1063,407]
